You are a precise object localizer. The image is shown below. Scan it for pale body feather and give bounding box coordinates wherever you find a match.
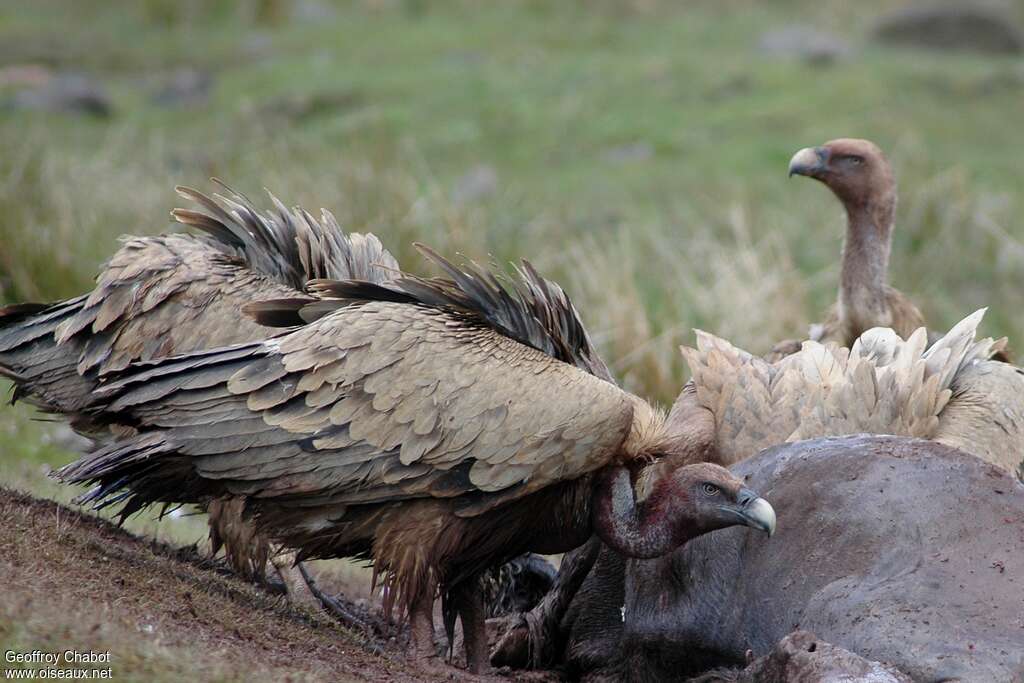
[682,310,1022,477]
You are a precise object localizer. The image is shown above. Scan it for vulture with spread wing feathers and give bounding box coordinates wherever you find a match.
[0,182,398,607]
[57,247,776,673]
[769,139,926,361]
[683,309,1023,476]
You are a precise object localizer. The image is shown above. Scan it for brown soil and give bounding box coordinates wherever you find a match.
[0,487,555,682]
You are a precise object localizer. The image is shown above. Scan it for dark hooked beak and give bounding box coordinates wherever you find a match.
[788,146,829,178]
[728,487,777,537]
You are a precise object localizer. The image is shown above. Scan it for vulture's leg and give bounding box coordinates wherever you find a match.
[270,550,319,609]
[409,588,438,662]
[452,577,489,674]
[491,535,602,669]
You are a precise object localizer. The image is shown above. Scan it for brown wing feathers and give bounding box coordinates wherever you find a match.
[0,184,400,419]
[59,257,632,528]
[247,244,614,383]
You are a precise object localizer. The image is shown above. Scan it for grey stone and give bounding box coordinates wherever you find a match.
[602,142,653,164]
[758,25,852,64]
[9,72,112,118]
[151,68,212,108]
[871,2,1024,54]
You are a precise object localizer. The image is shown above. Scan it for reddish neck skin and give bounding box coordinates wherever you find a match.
[838,187,897,332]
[591,466,698,559]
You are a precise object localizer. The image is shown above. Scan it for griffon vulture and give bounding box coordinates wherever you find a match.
[768,139,927,363]
[56,247,776,673]
[0,182,398,613]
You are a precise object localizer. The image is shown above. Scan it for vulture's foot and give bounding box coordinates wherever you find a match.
[293,563,374,638]
[271,553,319,610]
[410,588,440,661]
[490,537,604,670]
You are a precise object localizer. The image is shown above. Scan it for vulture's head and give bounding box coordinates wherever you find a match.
[788,138,894,209]
[667,462,777,538]
[603,461,777,559]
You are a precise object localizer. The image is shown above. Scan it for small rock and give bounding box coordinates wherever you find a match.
[603,142,653,164]
[260,89,363,122]
[451,165,499,204]
[871,3,1024,55]
[151,68,212,108]
[758,25,852,64]
[291,0,337,22]
[8,72,112,117]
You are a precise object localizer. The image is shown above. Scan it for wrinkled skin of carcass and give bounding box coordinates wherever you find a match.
[505,435,1024,682]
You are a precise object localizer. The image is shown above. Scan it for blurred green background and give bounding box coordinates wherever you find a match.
[0,1,1022,670]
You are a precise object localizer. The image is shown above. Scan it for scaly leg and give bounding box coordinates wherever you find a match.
[452,578,489,674]
[270,550,319,609]
[409,588,438,662]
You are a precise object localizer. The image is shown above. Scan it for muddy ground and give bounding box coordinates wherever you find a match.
[0,487,553,682]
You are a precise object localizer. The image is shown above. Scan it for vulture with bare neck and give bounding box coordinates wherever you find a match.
[54,247,776,673]
[773,138,924,359]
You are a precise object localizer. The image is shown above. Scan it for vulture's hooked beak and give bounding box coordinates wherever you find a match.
[729,488,777,537]
[788,146,828,178]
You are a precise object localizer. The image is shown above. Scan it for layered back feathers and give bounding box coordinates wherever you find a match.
[683,310,1011,466]
[247,244,615,384]
[0,182,400,420]
[171,181,399,289]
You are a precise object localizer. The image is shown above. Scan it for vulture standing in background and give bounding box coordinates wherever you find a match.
[0,182,398,614]
[769,138,925,360]
[56,246,777,673]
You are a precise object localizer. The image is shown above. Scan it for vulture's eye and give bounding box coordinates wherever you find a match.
[847,155,864,166]
[700,483,720,497]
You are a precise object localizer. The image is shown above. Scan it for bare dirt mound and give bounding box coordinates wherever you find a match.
[0,487,543,682]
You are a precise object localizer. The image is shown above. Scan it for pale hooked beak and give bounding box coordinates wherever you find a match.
[733,488,777,537]
[788,146,828,178]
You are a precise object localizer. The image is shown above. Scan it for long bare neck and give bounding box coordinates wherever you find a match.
[591,466,696,559]
[838,190,896,338]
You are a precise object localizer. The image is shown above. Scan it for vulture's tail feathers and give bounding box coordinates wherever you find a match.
[0,295,100,416]
[56,431,203,523]
[173,181,400,294]
[55,344,272,512]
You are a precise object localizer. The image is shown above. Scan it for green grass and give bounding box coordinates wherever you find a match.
[0,0,1022,549]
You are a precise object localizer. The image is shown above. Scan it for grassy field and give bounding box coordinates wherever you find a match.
[0,1,1022,674]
